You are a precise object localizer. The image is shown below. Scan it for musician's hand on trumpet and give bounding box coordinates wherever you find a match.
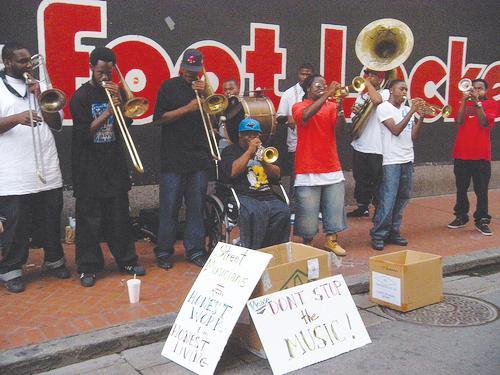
[246,137,261,158]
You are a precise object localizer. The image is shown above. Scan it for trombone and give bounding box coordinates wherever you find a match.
[194,68,228,178]
[23,54,67,183]
[101,65,148,174]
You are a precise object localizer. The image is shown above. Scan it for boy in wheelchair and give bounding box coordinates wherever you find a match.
[220,118,291,249]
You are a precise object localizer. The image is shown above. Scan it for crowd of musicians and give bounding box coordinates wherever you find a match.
[0,36,496,293]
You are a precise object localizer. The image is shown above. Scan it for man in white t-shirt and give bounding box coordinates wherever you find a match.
[348,69,389,217]
[370,80,424,251]
[0,42,68,293]
[277,63,314,209]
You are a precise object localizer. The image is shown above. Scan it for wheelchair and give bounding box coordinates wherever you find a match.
[204,181,290,253]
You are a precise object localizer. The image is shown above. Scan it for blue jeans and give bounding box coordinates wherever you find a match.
[295,182,347,240]
[371,163,413,240]
[238,195,290,250]
[156,170,208,260]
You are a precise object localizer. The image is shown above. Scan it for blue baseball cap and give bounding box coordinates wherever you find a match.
[239,118,262,133]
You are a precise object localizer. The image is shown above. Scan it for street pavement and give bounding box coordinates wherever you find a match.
[36,267,500,375]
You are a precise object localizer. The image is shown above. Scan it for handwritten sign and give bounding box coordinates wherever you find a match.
[247,275,371,375]
[162,242,272,375]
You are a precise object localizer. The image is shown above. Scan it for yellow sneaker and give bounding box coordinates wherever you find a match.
[324,234,347,256]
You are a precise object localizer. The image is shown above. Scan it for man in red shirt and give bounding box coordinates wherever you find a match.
[292,74,347,256]
[448,79,497,235]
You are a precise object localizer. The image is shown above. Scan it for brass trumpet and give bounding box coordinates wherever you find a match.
[330,76,366,98]
[255,146,279,164]
[458,78,473,93]
[411,98,452,118]
[101,64,147,173]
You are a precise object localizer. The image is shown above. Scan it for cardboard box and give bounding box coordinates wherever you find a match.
[369,250,443,312]
[233,242,333,357]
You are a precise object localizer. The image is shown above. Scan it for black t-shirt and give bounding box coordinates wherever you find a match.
[153,76,212,174]
[221,144,277,200]
[70,81,131,198]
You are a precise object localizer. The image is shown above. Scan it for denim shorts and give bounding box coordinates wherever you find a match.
[294,182,347,239]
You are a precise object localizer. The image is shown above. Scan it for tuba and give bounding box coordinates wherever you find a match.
[351,19,414,139]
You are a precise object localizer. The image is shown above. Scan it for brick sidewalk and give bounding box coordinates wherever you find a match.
[1,191,499,350]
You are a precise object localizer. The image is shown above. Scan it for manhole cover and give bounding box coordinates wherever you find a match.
[381,294,499,327]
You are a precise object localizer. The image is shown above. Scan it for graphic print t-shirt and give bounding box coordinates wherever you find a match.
[221,144,276,200]
[70,81,131,198]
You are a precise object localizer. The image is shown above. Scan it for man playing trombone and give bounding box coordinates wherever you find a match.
[70,47,145,287]
[152,48,211,269]
[0,42,69,293]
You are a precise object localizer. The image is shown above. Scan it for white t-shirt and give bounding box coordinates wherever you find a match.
[351,89,390,154]
[0,74,63,195]
[294,171,345,187]
[277,82,303,152]
[376,101,414,166]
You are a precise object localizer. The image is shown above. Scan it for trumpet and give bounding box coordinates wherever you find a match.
[329,76,366,98]
[255,146,279,164]
[23,54,67,183]
[411,98,452,118]
[458,78,473,93]
[101,64,147,173]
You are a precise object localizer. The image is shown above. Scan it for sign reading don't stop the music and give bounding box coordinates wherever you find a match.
[248,275,371,375]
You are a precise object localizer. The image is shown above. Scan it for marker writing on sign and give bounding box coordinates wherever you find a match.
[169,323,209,367]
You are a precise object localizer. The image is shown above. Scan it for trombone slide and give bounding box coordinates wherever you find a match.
[102,84,144,173]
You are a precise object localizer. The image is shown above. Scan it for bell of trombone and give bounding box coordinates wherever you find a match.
[114,65,149,118]
[355,18,414,72]
[203,93,228,115]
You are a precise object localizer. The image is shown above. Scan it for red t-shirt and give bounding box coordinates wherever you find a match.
[452,99,497,161]
[292,99,341,174]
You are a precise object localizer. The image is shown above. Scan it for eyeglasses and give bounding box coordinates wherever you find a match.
[313,82,327,90]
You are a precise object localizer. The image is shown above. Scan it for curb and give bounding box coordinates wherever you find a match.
[1,247,499,374]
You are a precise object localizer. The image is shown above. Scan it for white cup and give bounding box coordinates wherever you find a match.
[127,279,141,303]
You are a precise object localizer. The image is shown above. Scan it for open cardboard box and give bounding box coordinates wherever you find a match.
[233,242,334,358]
[369,250,443,312]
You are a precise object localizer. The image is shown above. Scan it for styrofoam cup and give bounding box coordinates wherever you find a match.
[127,279,141,303]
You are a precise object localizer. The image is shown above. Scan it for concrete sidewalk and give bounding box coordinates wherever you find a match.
[36,264,500,375]
[1,190,500,373]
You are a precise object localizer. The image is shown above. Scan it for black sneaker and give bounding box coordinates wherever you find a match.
[448,217,468,229]
[190,254,208,268]
[120,265,146,276]
[6,277,25,293]
[80,273,96,287]
[385,235,408,246]
[156,256,173,270]
[49,265,71,279]
[371,239,384,251]
[347,206,369,217]
[475,221,492,236]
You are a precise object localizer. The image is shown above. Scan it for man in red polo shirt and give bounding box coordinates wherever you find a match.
[292,74,347,256]
[448,79,497,235]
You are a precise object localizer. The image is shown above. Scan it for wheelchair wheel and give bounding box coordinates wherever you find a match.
[204,194,225,254]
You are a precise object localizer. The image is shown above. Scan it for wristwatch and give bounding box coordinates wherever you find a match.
[474,101,482,108]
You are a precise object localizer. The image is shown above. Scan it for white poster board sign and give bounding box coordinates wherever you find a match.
[162,242,272,375]
[247,275,371,375]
